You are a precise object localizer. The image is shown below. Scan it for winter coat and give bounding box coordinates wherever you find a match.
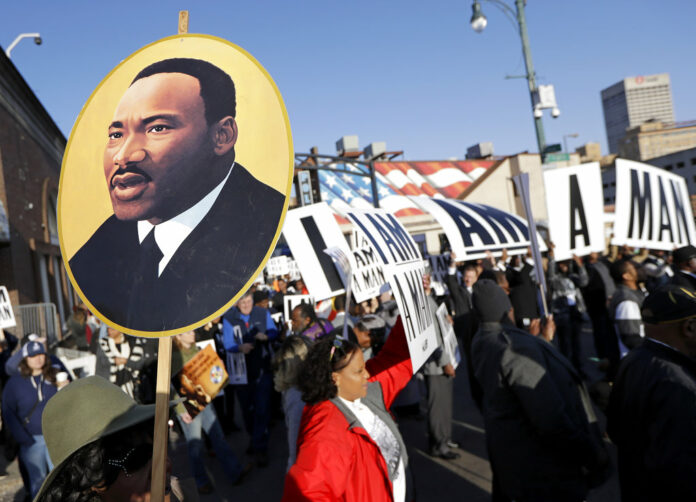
[282,317,413,502]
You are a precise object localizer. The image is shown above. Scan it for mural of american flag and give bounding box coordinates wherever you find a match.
[317,160,497,218]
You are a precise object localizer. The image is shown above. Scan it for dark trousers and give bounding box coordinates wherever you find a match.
[236,371,273,453]
[425,374,453,454]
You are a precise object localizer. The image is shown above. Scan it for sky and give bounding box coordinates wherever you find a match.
[2,0,695,160]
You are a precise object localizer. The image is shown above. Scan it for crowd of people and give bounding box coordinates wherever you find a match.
[0,241,695,501]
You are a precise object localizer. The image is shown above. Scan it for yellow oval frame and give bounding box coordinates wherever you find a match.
[58,34,293,337]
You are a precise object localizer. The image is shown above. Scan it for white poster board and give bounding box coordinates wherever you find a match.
[0,286,16,330]
[347,209,437,372]
[435,304,460,369]
[612,159,696,250]
[410,196,547,260]
[543,162,606,261]
[283,203,348,300]
[266,256,290,277]
[283,294,315,323]
[426,254,450,296]
[228,325,247,385]
[350,246,387,303]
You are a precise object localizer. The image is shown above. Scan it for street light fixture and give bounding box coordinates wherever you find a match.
[470,0,554,159]
[470,2,488,32]
[5,33,42,59]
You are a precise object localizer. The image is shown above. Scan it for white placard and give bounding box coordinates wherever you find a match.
[228,325,247,385]
[266,256,290,277]
[283,203,348,300]
[409,196,547,260]
[283,294,315,322]
[612,159,696,250]
[0,286,16,330]
[288,259,302,281]
[347,209,437,372]
[435,304,460,369]
[350,246,387,303]
[426,254,450,297]
[543,163,606,261]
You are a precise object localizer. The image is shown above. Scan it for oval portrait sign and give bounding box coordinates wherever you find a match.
[59,34,293,337]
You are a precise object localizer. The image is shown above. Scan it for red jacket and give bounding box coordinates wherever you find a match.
[282,317,413,502]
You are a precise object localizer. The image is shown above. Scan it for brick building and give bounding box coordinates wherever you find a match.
[0,49,73,333]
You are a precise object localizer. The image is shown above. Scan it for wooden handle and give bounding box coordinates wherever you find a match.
[178,10,189,35]
[150,336,173,501]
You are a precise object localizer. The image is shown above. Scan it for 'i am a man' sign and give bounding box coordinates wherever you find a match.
[347,209,437,372]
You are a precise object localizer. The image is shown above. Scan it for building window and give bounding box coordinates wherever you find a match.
[677,161,685,169]
[691,157,696,166]
[665,165,673,171]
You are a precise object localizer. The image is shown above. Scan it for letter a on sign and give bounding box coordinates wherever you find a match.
[543,163,605,261]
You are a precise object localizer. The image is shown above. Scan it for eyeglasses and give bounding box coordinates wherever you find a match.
[106,442,152,477]
[329,338,343,362]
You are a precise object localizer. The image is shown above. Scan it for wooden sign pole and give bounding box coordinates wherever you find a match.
[150,12,188,501]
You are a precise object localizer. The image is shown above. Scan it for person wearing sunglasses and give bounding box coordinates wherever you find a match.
[34,376,178,502]
[282,316,413,502]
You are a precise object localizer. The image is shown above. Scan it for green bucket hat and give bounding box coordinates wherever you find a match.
[34,376,168,501]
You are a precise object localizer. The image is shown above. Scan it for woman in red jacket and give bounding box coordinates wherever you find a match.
[282,317,413,502]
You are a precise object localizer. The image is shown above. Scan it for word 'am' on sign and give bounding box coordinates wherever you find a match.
[543,162,606,261]
[346,208,437,372]
[409,196,546,260]
[612,159,696,251]
[350,246,387,304]
[0,286,16,330]
[283,202,348,301]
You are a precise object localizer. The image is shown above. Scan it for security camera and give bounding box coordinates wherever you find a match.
[551,107,560,119]
[34,36,42,46]
[533,108,543,119]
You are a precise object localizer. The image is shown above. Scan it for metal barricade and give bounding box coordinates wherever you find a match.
[14,303,61,347]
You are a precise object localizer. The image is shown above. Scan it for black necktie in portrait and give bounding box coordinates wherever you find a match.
[139,230,163,281]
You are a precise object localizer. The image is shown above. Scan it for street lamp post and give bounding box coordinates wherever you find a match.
[5,33,42,59]
[470,0,547,158]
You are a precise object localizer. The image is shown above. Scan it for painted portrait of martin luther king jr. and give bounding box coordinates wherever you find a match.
[67,54,289,334]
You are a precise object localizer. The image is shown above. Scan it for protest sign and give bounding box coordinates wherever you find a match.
[426,254,450,296]
[266,256,290,277]
[0,286,16,330]
[58,29,293,337]
[612,159,696,250]
[225,325,248,385]
[351,228,372,250]
[435,304,461,368]
[288,259,302,281]
[347,208,437,371]
[283,202,349,300]
[172,344,228,418]
[350,246,387,303]
[284,294,315,323]
[543,163,605,261]
[410,196,546,260]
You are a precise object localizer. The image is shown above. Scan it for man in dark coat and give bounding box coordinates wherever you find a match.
[68,57,285,332]
[670,245,696,290]
[607,284,696,501]
[471,279,609,502]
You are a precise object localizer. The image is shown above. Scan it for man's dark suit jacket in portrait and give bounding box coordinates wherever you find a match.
[69,164,284,332]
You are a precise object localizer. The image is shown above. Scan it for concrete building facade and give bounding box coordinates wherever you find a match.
[618,120,696,161]
[601,73,674,154]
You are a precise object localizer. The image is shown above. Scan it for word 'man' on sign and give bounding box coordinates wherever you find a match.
[346,208,437,372]
[409,196,545,260]
[0,286,16,330]
[543,163,605,261]
[612,159,696,250]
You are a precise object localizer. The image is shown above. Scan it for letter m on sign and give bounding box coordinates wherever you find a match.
[627,169,652,241]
